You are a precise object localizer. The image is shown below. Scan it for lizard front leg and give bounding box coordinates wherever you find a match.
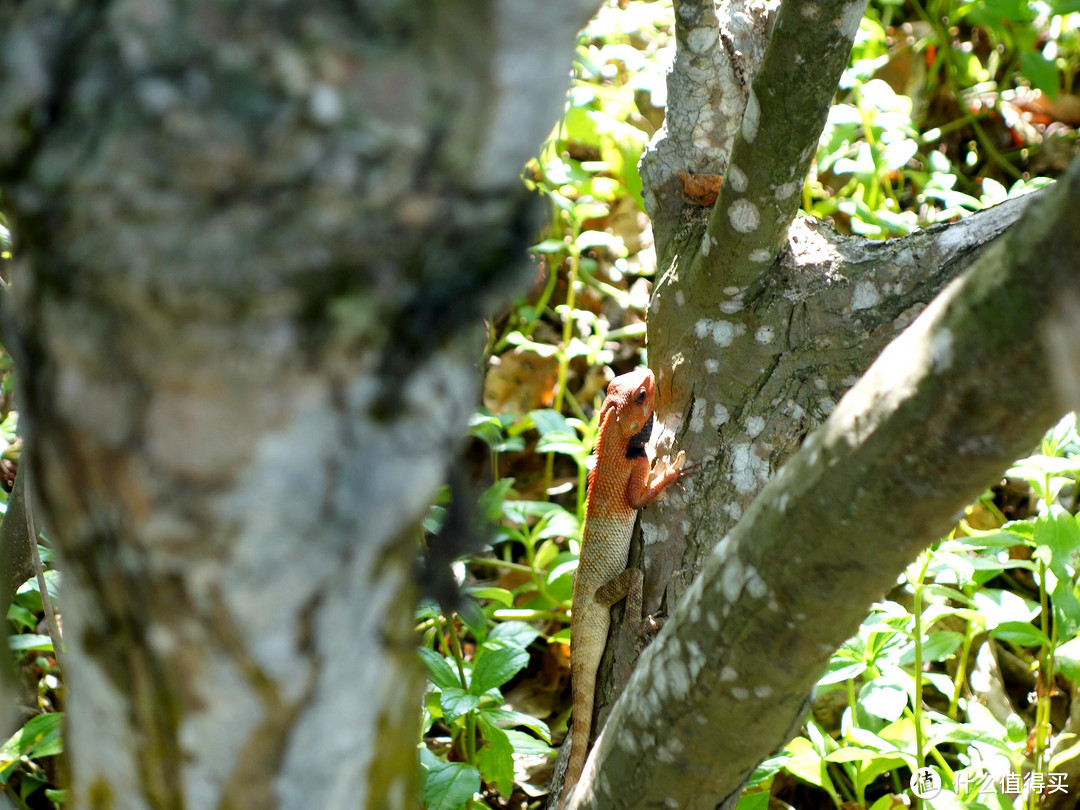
[593,568,659,637]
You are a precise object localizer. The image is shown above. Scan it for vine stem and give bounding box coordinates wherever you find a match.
[23,462,65,672]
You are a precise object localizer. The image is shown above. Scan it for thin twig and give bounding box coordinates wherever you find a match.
[22,463,64,672]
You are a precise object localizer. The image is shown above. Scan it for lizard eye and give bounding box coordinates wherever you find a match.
[634,388,647,405]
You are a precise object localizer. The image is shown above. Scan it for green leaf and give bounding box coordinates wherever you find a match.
[475,715,515,796]
[1020,50,1059,99]
[531,409,573,437]
[818,661,868,686]
[971,588,1040,629]
[859,680,908,722]
[990,621,1051,649]
[899,631,965,665]
[535,508,581,541]
[419,647,461,691]
[734,791,770,810]
[468,412,506,449]
[481,708,551,743]
[487,621,540,651]
[536,432,587,457]
[1034,508,1080,563]
[1056,636,1080,680]
[1051,576,1080,639]
[439,687,481,723]
[466,587,514,608]
[419,748,480,810]
[1049,736,1080,771]
[8,634,53,652]
[503,728,554,756]
[458,598,488,645]
[783,737,838,800]
[7,604,36,632]
[1006,713,1026,743]
[470,647,529,695]
[745,753,790,789]
[478,479,515,525]
[0,713,64,782]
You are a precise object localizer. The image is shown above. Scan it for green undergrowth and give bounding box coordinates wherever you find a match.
[417,1,1080,808]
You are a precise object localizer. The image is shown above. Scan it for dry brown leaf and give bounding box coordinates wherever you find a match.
[484,348,559,414]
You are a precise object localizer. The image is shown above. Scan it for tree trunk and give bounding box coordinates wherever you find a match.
[561,0,1080,806]
[0,1,599,807]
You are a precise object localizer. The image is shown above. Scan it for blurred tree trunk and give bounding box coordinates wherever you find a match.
[0,1,598,807]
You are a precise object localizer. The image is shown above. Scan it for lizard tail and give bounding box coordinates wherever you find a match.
[563,663,593,804]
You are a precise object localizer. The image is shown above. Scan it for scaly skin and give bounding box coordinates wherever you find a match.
[563,368,685,805]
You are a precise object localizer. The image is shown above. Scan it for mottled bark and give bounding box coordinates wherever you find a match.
[576,150,1080,810]
[570,0,1073,806]
[0,1,598,808]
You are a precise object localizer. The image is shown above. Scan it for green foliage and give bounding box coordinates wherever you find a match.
[780,414,1080,808]
[418,613,551,809]
[809,0,1072,237]
[415,0,1080,806]
[2,538,64,808]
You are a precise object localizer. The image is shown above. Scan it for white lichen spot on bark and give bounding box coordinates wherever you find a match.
[774,180,799,199]
[742,89,760,142]
[755,685,773,699]
[707,612,721,630]
[705,358,720,373]
[712,403,730,428]
[731,442,768,493]
[851,279,881,310]
[721,555,746,602]
[728,165,748,192]
[701,233,715,256]
[755,325,775,344]
[723,286,741,296]
[309,82,344,125]
[720,299,744,314]
[732,687,750,700]
[931,328,954,371]
[746,415,765,438]
[642,521,670,546]
[724,501,743,521]
[749,248,772,263]
[715,535,732,560]
[778,492,789,512]
[676,289,686,306]
[838,0,865,37]
[746,569,768,599]
[729,199,761,233]
[685,641,706,679]
[801,3,821,19]
[720,666,738,681]
[665,799,681,809]
[712,320,739,346]
[689,399,706,433]
[686,26,718,53]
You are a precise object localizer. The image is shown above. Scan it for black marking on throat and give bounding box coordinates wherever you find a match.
[625,414,654,460]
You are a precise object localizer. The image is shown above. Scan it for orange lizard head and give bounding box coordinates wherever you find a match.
[598,368,656,442]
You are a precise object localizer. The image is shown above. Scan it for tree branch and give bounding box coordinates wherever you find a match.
[640,0,773,249]
[571,156,1080,810]
[697,0,867,288]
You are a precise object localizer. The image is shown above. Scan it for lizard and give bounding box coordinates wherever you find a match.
[562,367,686,805]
